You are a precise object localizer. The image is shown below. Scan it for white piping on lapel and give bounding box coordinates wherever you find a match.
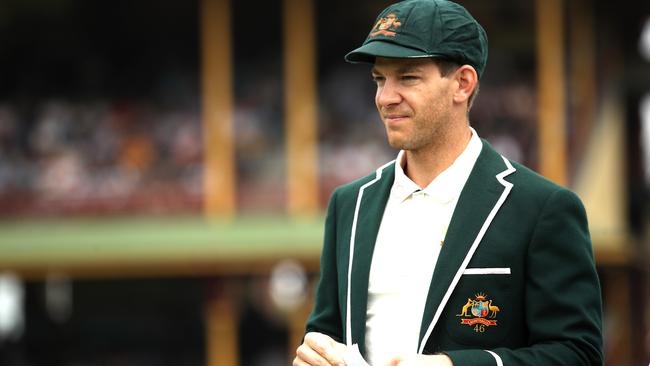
[485,350,504,366]
[346,160,394,346]
[418,155,516,354]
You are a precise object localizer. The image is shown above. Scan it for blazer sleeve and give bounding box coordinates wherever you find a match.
[445,188,604,366]
[304,189,345,343]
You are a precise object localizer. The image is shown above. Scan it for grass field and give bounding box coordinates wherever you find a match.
[0,215,325,278]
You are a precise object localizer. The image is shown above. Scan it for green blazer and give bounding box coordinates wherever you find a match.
[306,140,603,366]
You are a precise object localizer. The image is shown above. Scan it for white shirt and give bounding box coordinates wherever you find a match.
[365,129,483,365]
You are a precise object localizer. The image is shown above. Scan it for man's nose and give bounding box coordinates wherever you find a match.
[376,79,402,108]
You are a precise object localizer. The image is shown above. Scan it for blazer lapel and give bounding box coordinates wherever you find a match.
[418,141,516,352]
[346,162,395,354]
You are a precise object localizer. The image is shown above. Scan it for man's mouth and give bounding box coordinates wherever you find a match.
[384,114,410,123]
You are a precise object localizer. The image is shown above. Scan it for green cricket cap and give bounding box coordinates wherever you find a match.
[345,0,488,78]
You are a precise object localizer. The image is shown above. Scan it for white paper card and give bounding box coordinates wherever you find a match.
[343,344,371,366]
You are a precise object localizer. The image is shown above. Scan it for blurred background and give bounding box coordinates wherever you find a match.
[0,0,648,365]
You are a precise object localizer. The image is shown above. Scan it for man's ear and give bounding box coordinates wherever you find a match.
[453,65,478,104]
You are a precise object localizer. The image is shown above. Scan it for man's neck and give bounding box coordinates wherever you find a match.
[403,126,473,188]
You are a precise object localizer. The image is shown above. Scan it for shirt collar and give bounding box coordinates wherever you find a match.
[392,127,483,203]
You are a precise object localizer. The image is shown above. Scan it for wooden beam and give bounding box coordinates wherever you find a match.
[201,0,236,218]
[568,0,597,172]
[205,282,239,366]
[536,0,567,186]
[602,268,633,365]
[283,0,320,217]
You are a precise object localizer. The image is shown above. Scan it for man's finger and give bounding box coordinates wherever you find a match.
[292,355,310,366]
[296,342,334,366]
[303,332,345,366]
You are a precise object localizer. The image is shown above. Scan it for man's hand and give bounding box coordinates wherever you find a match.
[386,354,454,366]
[293,332,347,366]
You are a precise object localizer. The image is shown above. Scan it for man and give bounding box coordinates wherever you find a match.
[294,0,603,365]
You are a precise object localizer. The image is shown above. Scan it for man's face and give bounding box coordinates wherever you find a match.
[371,57,455,152]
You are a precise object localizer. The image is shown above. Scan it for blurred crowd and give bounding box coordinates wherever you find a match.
[0,100,203,216]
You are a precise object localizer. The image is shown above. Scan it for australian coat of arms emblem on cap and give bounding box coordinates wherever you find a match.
[457,293,500,333]
[369,13,401,37]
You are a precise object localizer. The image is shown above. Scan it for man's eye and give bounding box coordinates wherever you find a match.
[402,75,419,81]
[372,75,385,83]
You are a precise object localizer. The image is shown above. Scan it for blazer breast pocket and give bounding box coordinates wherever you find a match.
[443,268,513,347]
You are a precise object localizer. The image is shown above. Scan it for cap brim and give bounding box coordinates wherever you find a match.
[344,41,430,63]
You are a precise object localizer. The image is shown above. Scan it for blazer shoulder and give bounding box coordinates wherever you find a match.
[508,159,585,207]
[479,139,571,200]
[510,160,560,190]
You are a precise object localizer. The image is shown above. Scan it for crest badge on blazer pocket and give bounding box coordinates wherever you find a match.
[444,275,513,347]
[457,293,499,333]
